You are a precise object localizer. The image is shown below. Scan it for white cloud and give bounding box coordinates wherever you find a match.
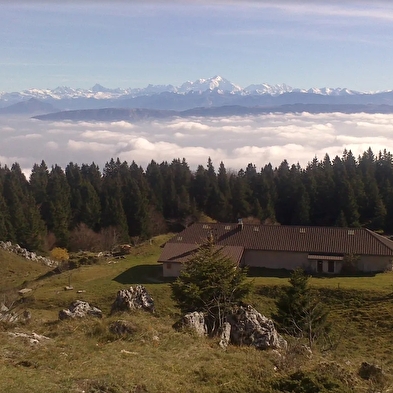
[2,112,393,172]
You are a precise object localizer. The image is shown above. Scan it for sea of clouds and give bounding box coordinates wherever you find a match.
[1,112,392,176]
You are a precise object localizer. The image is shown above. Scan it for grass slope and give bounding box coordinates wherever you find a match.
[1,237,393,392]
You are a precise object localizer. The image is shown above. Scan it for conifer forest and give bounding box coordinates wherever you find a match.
[1,147,393,251]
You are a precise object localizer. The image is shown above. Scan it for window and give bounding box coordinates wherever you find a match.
[299,228,306,233]
[253,226,259,232]
[348,230,354,235]
[328,260,335,273]
[166,263,172,269]
[203,224,210,229]
[177,236,182,241]
[225,225,231,230]
[317,260,323,273]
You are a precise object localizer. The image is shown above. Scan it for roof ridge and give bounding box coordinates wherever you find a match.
[196,222,368,230]
[364,228,393,252]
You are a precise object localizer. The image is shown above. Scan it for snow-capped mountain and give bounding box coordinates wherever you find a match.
[1,76,393,113]
[0,75,373,104]
[178,76,243,94]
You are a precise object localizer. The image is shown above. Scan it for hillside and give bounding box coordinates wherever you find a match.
[1,237,393,392]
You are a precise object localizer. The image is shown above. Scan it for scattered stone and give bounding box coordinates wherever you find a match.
[0,241,57,267]
[109,320,136,336]
[0,308,31,324]
[111,285,155,314]
[152,335,159,342]
[77,290,86,293]
[8,331,50,345]
[181,311,208,336]
[18,288,32,295]
[120,349,138,355]
[97,251,113,258]
[59,300,103,320]
[0,311,19,323]
[226,305,286,350]
[0,303,9,313]
[64,286,74,291]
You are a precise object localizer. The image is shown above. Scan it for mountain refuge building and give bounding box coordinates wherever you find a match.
[158,222,393,277]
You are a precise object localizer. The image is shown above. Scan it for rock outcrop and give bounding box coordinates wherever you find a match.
[178,305,286,350]
[0,241,57,267]
[59,300,102,320]
[111,285,154,314]
[224,305,287,350]
[8,331,50,345]
[109,320,136,336]
[0,304,31,324]
[181,311,208,336]
[219,321,231,348]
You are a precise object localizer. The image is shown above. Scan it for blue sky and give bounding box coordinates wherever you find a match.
[1,1,393,92]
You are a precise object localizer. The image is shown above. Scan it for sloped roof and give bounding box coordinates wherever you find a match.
[158,242,244,265]
[159,223,393,261]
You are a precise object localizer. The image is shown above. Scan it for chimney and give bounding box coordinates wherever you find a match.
[238,218,244,230]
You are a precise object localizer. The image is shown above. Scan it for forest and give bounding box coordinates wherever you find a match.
[0,147,392,252]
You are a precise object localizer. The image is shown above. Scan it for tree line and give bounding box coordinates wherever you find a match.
[0,147,393,251]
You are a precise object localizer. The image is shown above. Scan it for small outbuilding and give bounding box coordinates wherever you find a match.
[158,222,393,277]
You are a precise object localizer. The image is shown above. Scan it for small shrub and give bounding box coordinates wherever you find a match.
[50,247,69,262]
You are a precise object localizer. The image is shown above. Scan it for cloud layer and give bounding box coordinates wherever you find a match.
[1,112,392,175]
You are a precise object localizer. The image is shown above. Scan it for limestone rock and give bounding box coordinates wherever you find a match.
[18,288,32,295]
[111,285,154,314]
[9,331,50,345]
[0,311,19,323]
[181,311,208,336]
[219,321,231,349]
[226,305,286,350]
[0,241,57,267]
[109,320,136,336]
[59,300,102,320]
[0,308,31,324]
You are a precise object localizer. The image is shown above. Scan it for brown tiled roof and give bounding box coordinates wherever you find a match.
[158,242,244,265]
[161,223,393,257]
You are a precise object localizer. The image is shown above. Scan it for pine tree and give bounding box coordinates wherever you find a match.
[171,239,251,333]
[3,163,46,249]
[274,268,330,347]
[45,165,72,248]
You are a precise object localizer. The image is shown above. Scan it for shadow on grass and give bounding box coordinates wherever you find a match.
[34,269,58,281]
[247,267,291,278]
[113,264,174,285]
[247,267,378,278]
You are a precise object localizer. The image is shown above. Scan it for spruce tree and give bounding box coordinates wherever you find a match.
[171,239,251,333]
[45,165,72,248]
[274,268,329,347]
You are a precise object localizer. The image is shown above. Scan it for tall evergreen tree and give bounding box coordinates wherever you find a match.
[274,268,329,347]
[45,165,72,247]
[3,163,46,249]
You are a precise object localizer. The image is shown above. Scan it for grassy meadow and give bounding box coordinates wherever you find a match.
[1,235,393,393]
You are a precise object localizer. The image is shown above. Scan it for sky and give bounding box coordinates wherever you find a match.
[2,113,393,175]
[1,1,393,92]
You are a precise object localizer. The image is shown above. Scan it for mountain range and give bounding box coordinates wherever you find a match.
[2,76,393,119]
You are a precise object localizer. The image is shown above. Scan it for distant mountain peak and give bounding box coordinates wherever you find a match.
[1,77,393,113]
